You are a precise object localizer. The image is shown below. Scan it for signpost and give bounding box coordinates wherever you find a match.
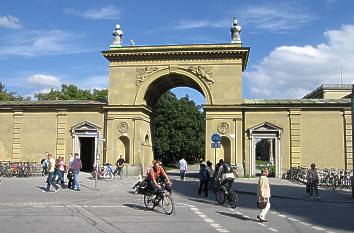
[211,133,221,168]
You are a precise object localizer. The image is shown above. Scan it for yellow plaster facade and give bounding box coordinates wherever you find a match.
[0,42,352,177]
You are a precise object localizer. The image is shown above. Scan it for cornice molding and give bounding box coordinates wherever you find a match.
[102,44,250,71]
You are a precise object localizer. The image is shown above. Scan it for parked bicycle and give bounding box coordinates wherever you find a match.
[215,184,238,208]
[143,183,174,215]
[288,167,353,190]
[91,163,114,181]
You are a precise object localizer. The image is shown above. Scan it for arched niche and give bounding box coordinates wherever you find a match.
[117,135,130,163]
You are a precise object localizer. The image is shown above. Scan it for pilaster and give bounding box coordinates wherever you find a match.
[289,109,301,167]
[56,110,67,158]
[12,111,23,162]
[343,110,352,169]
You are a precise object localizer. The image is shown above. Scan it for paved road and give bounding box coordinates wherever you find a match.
[0,171,353,233]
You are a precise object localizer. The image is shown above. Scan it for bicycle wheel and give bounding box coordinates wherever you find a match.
[209,179,217,194]
[228,191,238,208]
[104,172,114,181]
[144,192,155,210]
[162,194,174,215]
[215,188,225,204]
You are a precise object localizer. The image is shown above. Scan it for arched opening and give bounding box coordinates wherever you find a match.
[117,136,130,163]
[143,73,206,165]
[144,73,206,109]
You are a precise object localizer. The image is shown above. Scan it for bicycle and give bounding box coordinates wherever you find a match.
[91,163,114,181]
[143,183,174,215]
[215,181,238,208]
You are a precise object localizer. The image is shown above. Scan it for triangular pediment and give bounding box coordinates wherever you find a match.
[248,122,282,133]
[71,121,101,132]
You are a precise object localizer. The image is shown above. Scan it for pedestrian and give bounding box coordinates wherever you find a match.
[71,153,82,191]
[198,162,210,197]
[306,163,320,199]
[177,156,188,181]
[257,168,271,223]
[56,156,65,187]
[206,160,213,179]
[68,153,74,168]
[67,168,73,189]
[40,152,49,175]
[45,153,60,192]
[114,155,125,177]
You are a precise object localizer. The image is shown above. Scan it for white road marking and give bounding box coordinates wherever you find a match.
[204,218,214,223]
[268,228,278,232]
[216,229,229,232]
[288,217,299,222]
[210,223,221,228]
[278,214,287,218]
[312,226,326,231]
[299,221,311,226]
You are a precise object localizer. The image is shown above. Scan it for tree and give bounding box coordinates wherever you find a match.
[152,91,205,164]
[34,84,107,102]
[0,82,27,101]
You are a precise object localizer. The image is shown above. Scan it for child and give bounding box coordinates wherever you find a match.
[67,168,73,189]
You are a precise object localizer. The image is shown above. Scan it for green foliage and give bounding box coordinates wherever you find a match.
[34,84,107,102]
[152,91,205,164]
[0,82,28,101]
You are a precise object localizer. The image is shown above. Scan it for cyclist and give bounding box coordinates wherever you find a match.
[147,160,171,193]
[216,160,235,193]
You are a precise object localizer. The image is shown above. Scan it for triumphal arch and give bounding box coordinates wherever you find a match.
[1,19,351,177]
[102,19,249,171]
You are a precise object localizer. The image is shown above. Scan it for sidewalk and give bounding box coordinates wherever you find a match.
[171,168,354,204]
[235,177,354,204]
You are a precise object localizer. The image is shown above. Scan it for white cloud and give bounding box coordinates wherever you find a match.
[26,74,61,89]
[238,3,315,33]
[244,25,354,99]
[174,19,227,29]
[65,6,120,20]
[75,75,108,90]
[0,15,22,29]
[0,29,93,57]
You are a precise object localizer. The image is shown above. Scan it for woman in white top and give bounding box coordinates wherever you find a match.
[257,168,271,222]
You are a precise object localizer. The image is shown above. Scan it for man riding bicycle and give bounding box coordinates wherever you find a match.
[216,160,235,193]
[147,160,172,193]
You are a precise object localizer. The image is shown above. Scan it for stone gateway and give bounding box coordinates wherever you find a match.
[0,19,352,177]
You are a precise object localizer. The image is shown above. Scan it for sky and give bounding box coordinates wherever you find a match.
[1,0,354,105]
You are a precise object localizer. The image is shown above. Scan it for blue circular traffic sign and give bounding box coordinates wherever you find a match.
[211,133,221,143]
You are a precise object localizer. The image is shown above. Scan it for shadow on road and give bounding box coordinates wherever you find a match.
[168,172,354,232]
[216,211,259,222]
[123,203,148,212]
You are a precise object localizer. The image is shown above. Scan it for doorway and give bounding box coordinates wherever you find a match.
[255,138,275,177]
[79,137,95,172]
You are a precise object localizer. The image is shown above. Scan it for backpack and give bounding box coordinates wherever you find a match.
[223,163,233,173]
[200,168,210,181]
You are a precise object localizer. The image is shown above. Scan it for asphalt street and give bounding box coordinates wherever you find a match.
[0,170,353,233]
